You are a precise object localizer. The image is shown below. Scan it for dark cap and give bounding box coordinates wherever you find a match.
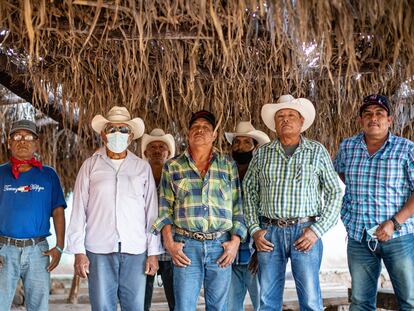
[10,120,38,136]
[359,94,391,116]
[189,110,216,129]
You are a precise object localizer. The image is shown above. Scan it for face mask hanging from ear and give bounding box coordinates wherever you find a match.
[106,133,130,153]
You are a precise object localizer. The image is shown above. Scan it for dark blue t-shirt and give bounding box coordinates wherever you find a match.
[0,162,67,239]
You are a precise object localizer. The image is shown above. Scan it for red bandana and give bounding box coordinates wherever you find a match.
[10,157,43,179]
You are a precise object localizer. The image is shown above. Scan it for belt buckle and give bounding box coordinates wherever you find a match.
[193,232,206,241]
[276,218,289,228]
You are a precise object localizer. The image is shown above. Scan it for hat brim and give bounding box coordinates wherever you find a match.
[225,130,270,146]
[261,98,315,133]
[10,127,38,137]
[91,115,145,140]
[141,133,176,160]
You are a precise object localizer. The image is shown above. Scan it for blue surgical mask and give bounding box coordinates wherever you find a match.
[106,132,130,153]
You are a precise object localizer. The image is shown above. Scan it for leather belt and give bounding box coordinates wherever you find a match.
[0,236,46,248]
[263,216,319,228]
[175,227,226,241]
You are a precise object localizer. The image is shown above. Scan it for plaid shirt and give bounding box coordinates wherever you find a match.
[334,133,414,241]
[243,137,342,238]
[152,149,247,240]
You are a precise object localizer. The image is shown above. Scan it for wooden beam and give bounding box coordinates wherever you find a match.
[0,53,78,133]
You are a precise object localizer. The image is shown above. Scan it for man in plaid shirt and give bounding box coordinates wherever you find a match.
[152,110,247,311]
[334,94,414,310]
[244,95,342,311]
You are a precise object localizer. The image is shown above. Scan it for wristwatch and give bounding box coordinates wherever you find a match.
[391,216,402,231]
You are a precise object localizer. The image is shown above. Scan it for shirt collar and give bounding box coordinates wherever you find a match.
[269,135,312,151]
[358,131,394,155]
[94,146,134,161]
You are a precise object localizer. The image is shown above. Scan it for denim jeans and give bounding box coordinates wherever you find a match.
[173,233,232,311]
[257,222,323,311]
[228,264,260,311]
[144,260,174,311]
[0,240,50,311]
[86,250,147,311]
[348,233,414,311]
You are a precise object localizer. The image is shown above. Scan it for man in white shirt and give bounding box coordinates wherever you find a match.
[66,106,162,311]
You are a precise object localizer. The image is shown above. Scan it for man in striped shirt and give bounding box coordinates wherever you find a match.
[334,94,414,310]
[152,110,247,311]
[243,95,342,311]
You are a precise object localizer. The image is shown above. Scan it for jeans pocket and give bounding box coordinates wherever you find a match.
[36,240,49,254]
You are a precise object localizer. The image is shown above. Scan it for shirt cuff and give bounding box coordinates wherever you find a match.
[65,244,86,255]
[249,224,261,237]
[151,217,173,235]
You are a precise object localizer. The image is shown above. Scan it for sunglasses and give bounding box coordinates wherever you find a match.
[11,134,37,142]
[104,125,131,134]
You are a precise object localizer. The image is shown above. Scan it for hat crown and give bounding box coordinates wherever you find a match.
[149,128,167,137]
[235,121,256,134]
[106,106,132,122]
[277,94,295,104]
[10,119,38,136]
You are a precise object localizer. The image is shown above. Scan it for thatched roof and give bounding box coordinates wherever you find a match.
[1,0,414,192]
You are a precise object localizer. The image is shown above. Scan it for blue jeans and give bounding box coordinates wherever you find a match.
[228,264,260,311]
[0,240,50,311]
[144,260,174,311]
[173,233,232,311]
[348,233,414,311]
[86,250,147,311]
[257,222,323,311]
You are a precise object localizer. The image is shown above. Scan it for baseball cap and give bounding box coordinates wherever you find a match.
[10,120,38,137]
[359,94,391,116]
[189,110,216,129]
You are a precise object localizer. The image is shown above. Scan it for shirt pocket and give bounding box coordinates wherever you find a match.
[127,176,146,201]
[209,180,231,208]
[172,178,190,202]
[295,164,316,187]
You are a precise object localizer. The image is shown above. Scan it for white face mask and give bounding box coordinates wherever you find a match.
[366,225,379,252]
[106,132,130,153]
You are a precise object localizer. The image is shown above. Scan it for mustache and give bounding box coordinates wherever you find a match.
[368,122,379,126]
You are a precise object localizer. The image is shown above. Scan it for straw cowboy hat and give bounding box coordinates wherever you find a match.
[141,128,176,160]
[225,121,270,146]
[91,106,145,140]
[261,94,316,133]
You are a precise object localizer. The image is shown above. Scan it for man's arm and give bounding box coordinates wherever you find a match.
[44,206,65,272]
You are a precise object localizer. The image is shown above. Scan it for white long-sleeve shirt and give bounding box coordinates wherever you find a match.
[66,147,163,256]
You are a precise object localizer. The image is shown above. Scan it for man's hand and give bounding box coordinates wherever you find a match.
[74,253,90,278]
[217,235,240,268]
[43,247,62,272]
[252,229,274,252]
[165,241,191,267]
[145,255,159,276]
[294,227,319,252]
[376,220,394,241]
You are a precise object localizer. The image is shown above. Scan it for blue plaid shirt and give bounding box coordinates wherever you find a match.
[334,133,414,241]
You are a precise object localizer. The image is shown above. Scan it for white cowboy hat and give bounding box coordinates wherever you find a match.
[91,106,145,140]
[141,128,176,160]
[261,94,316,133]
[225,121,270,146]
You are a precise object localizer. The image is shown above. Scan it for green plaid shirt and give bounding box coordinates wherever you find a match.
[243,137,342,238]
[152,149,247,240]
